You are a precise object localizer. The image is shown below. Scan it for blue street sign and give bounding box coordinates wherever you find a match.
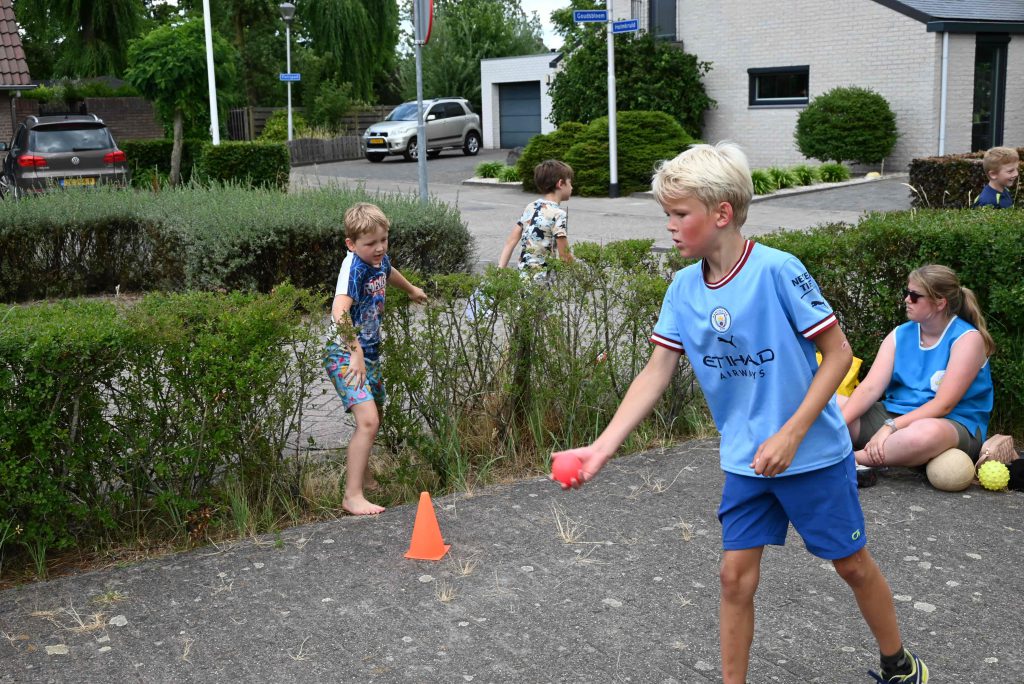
[612,19,639,33]
[279,73,301,82]
[573,9,608,22]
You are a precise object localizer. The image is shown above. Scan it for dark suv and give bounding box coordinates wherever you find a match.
[0,114,130,199]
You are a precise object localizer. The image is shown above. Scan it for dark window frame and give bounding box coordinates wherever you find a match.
[748,66,810,107]
[648,0,677,41]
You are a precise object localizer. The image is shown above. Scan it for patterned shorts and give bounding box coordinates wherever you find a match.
[323,343,386,412]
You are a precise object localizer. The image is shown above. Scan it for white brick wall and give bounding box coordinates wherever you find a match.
[480,53,561,150]
[609,1,1024,168]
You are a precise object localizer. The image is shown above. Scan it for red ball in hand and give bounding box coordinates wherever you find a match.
[551,454,583,486]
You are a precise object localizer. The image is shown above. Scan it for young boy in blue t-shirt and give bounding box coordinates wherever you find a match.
[973,146,1019,209]
[552,143,928,683]
[324,202,426,516]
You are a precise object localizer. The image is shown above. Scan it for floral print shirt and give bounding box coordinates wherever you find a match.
[516,199,568,282]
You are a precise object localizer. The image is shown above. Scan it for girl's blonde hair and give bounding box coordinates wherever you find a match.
[651,142,754,227]
[910,264,995,356]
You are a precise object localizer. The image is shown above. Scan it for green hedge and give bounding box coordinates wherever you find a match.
[757,208,1023,433]
[0,186,473,301]
[194,141,291,191]
[517,122,587,194]
[120,139,206,187]
[907,149,1023,208]
[564,111,697,197]
[0,286,325,569]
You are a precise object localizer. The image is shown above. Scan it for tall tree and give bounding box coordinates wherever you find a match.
[399,0,545,110]
[13,0,146,78]
[125,19,239,185]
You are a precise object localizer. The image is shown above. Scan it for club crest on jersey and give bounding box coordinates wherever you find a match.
[710,306,731,333]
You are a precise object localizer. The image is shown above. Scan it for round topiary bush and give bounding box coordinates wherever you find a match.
[259,110,308,142]
[517,122,587,194]
[564,111,697,197]
[795,86,898,165]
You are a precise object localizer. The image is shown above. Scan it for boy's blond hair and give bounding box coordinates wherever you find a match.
[982,146,1020,175]
[344,202,390,241]
[651,142,754,228]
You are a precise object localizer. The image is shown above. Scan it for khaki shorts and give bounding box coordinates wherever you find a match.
[854,402,983,462]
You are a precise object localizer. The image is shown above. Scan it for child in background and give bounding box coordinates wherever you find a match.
[973,146,1019,208]
[324,203,427,516]
[497,159,574,279]
[552,143,928,683]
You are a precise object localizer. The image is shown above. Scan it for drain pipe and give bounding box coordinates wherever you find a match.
[938,31,949,155]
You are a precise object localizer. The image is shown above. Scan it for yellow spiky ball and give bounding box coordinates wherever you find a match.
[977,460,1010,491]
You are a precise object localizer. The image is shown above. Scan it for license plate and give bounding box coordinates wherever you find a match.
[60,177,97,187]
[369,138,385,145]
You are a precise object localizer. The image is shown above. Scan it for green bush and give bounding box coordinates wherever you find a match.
[0,186,473,301]
[259,110,309,142]
[121,139,206,187]
[758,209,1023,434]
[194,141,291,191]
[819,162,851,183]
[475,161,505,178]
[751,169,776,195]
[517,122,587,194]
[497,165,520,183]
[768,167,799,190]
[795,86,898,164]
[791,164,821,186]
[907,149,1023,208]
[0,286,325,571]
[564,111,697,197]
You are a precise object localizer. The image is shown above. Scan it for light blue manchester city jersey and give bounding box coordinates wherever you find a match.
[651,241,852,477]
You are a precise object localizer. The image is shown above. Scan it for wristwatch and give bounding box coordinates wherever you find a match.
[884,418,898,432]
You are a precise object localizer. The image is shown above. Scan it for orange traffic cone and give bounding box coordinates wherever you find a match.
[404,492,451,561]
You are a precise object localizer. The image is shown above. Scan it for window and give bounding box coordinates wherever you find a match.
[649,0,676,41]
[748,66,809,107]
[442,102,466,118]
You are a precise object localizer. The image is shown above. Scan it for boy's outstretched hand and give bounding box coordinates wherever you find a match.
[408,286,428,304]
[750,429,799,477]
[549,446,611,490]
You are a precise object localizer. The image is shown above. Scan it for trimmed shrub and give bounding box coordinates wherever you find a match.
[517,122,587,194]
[758,208,1023,434]
[259,110,309,141]
[121,138,206,187]
[564,111,697,197]
[751,169,776,195]
[819,162,851,183]
[795,86,898,164]
[0,186,473,301]
[194,141,291,191]
[790,164,821,186]
[907,149,1023,208]
[497,165,520,183]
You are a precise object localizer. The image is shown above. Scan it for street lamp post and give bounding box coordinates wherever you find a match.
[279,2,296,142]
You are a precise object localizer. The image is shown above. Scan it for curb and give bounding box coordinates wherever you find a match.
[461,177,523,187]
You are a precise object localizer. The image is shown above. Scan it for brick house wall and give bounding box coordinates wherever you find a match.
[610,0,1024,170]
[8,96,164,142]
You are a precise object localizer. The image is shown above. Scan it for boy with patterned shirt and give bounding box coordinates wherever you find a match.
[552,143,928,683]
[973,146,1019,209]
[497,159,574,280]
[324,202,426,516]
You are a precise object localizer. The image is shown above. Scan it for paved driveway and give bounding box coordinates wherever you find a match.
[297,148,511,187]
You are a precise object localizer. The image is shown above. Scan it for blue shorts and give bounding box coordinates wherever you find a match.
[323,343,386,412]
[717,453,866,560]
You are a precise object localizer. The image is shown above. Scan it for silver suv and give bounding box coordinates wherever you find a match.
[363,98,482,163]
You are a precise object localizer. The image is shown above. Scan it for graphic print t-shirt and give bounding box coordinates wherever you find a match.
[650,241,852,477]
[973,184,1013,209]
[334,252,391,361]
[517,199,568,281]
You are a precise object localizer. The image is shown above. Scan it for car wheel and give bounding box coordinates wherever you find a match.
[426,149,441,159]
[366,153,385,163]
[463,132,481,156]
[403,137,419,162]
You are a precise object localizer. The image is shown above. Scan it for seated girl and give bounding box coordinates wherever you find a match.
[839,265,994,483]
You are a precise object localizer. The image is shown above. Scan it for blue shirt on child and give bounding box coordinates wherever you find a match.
[334,252,391,361]
[884,316,993,441]
[974,184,1013,209]
[651,241,852,477]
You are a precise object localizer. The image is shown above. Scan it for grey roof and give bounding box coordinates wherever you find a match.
[0,0,31,86]
[875,0,1024,22]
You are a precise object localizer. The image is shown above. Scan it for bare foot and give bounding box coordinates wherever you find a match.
[343,494,385,516]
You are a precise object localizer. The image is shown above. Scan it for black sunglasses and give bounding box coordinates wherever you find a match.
[903,288,926,303]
